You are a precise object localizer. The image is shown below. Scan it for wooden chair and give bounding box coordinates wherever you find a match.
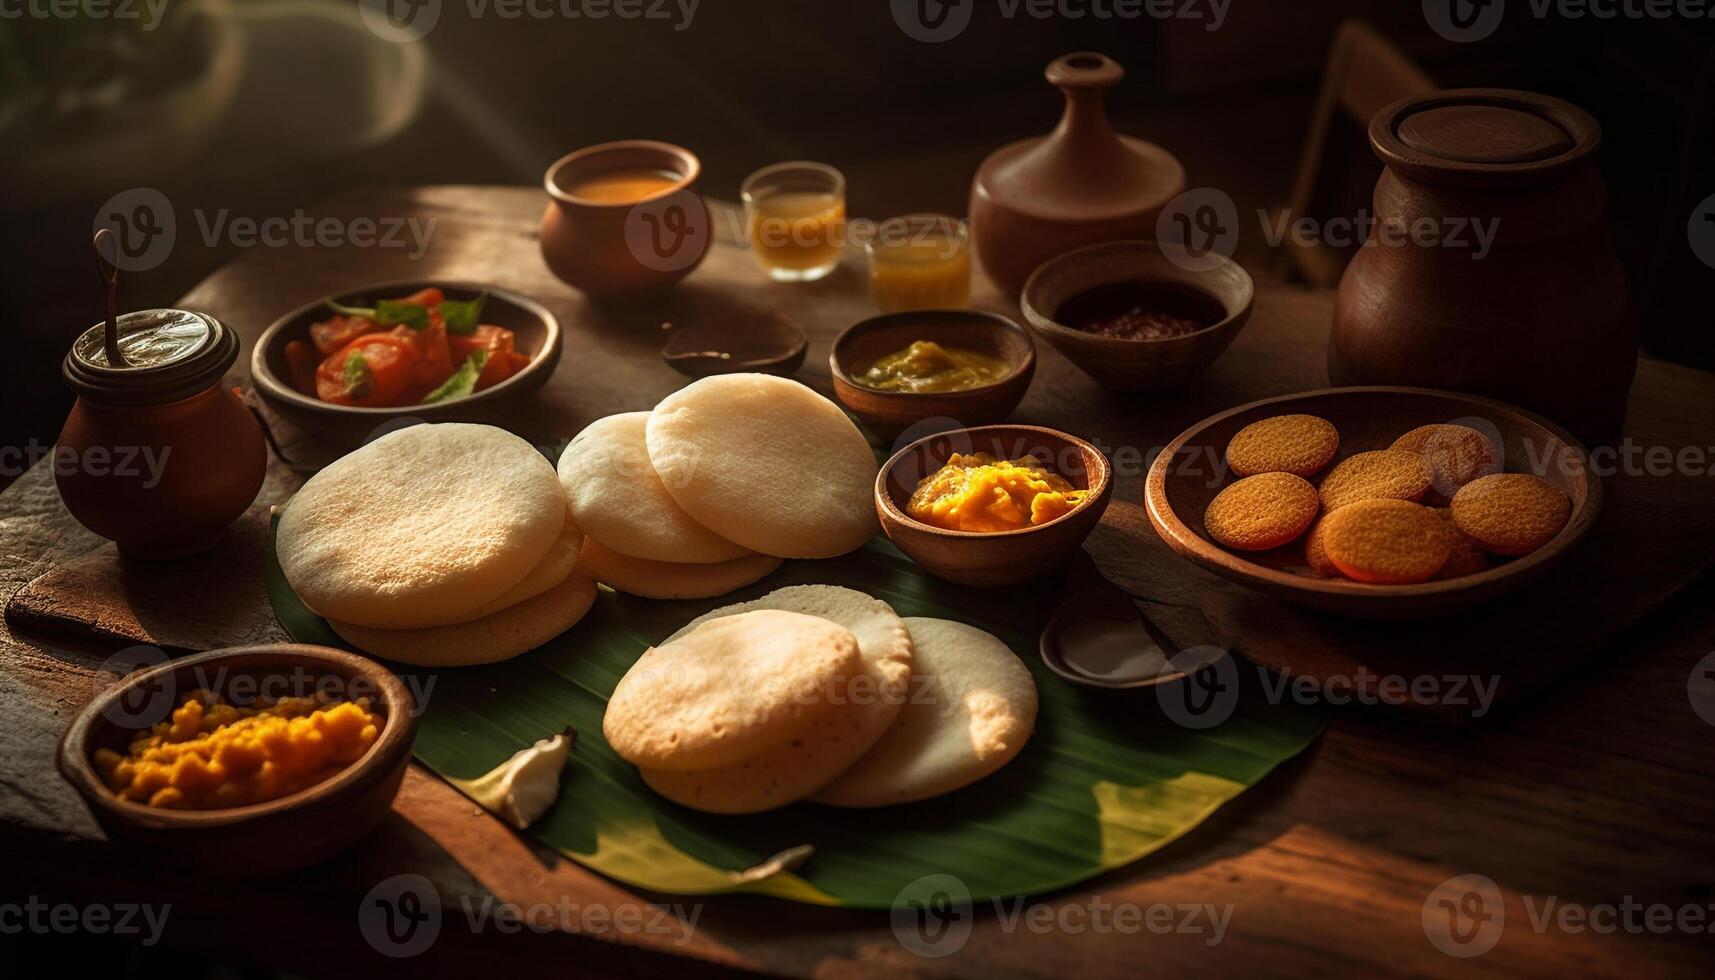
[1274,20,1435,287]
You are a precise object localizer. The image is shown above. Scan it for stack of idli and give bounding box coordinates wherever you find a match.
[277,423,597,667]
[603,585,1038,813]
[560,374,879,599]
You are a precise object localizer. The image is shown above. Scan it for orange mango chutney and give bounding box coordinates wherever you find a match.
[94,690,383,810]
[906,452,1087,533]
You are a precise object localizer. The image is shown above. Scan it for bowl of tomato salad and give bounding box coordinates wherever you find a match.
[252,281,560,433]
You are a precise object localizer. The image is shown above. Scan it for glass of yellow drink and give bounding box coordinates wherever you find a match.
[742,161,846,282]
[866,213,972,312]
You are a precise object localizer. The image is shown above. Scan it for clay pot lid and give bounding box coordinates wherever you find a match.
[1371,88,1601,188]
[63,308,239,406]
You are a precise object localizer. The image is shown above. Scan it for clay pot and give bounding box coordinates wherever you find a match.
[968,52,1186,300]
[540,140,711,301]
[1330,89,1636,442]
[57,309,266,559]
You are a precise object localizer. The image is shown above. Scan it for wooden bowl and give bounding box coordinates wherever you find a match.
[877,425,1112,587]
[1019,240,1253,392]
[58,645,416,877]
[830,310,1035,439]
[1144,386,1603,619]
[251,279,561,437]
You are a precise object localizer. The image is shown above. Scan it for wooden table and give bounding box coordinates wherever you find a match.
[5,187,1714,978]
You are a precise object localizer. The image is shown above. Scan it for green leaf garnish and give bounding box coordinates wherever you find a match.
[324,298,430,331]
[342,350,372,399]
[375,299,430,331]
[437,293,487,335]
[421,350,488,404]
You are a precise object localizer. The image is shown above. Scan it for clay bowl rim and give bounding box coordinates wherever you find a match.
[828,309,1038,411]
[544,139,702,208]
[876,423,1114,541]
[1143,385,1604,603]
[57,645,416,830]
[1019,239,1256,353]
[251,278,562,421]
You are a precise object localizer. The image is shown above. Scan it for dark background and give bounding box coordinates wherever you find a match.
[3,0,1713,481]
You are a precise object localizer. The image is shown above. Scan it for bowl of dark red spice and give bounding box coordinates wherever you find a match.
[1020,240,1253,392]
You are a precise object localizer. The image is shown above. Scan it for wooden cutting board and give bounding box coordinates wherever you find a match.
[9,188,1715,724]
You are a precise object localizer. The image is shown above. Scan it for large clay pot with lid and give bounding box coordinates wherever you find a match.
[1330,88,1635,442]
[969,52,1186,299]
[57,308,266,558]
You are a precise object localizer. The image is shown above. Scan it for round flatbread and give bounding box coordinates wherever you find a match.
[646,374,879,559]
[329,572,597,667]
[576,538,781,600]
[814,618,1037,808]
[640,585,914,814]
[558,413,750,564]
[462,510,584,620]
[278,423,564,629]
[604,610,862,771]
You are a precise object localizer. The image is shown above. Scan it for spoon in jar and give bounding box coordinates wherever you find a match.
[91,229,128,368]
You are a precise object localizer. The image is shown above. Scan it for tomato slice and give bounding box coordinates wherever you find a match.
[315,334,419,405]
[389,316,453,390]
[393,287,445,308]
[448,325,525,391]
[283,340,320,396]
[309,314,378,358]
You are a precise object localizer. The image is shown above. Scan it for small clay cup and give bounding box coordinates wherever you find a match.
[540,140,710,301]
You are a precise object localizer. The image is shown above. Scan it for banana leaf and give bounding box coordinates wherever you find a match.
[267,518,1324,908]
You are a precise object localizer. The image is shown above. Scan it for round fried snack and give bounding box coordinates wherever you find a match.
[1303,516,1341,578]
[278,423,565,629]
[576,538,781,601]
[460,511,584,621]
[603,609,862,772]
[1321,499,1452,585]
[814,618,1037,808]
[328,572,597,667]
[1318,449,1432,511]
[1391,424,1501,498]
[1204,472,1320,551]
[1432,508,1492,580]
[558,412,750,564]
[1451,473,1571,556]
[1225,414,1340,477]
[646,374,879,559]
[640,585,914,814]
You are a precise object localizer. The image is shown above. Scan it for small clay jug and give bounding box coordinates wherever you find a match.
[1330,89,1635,442]
[57,308,267,558]
[968,52,1186,299]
